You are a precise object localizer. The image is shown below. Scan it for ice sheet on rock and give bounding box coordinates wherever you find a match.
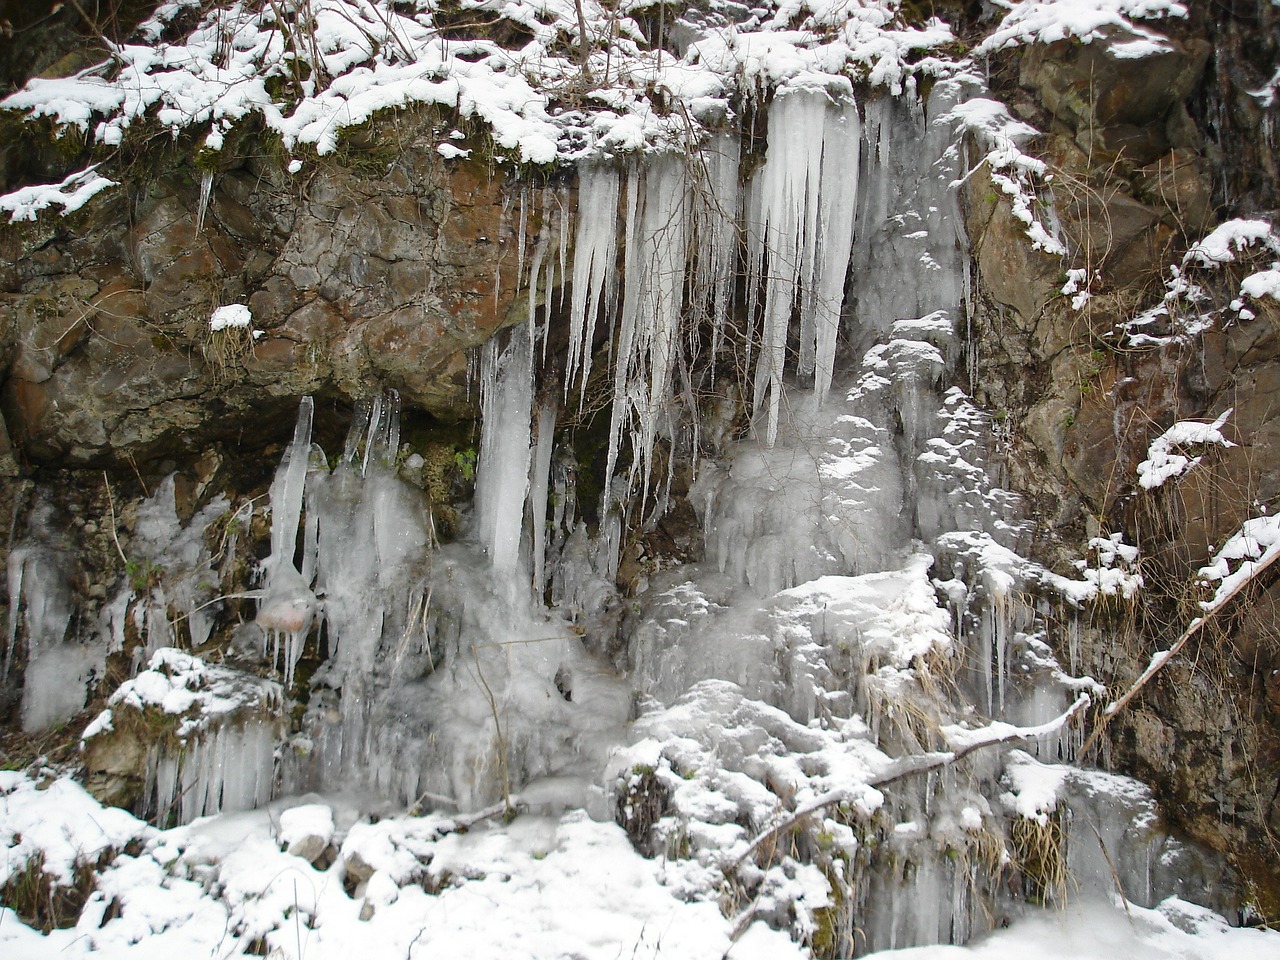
[6,500,109,731]
[293,545,629,815]
[696,385,906,596]
[849,80,972,349]
[120,474,231,658]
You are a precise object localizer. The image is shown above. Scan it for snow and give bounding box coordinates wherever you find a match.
[2,5,1274,956]
[278,803,335,851]
[0,165,116,223]
[978,1,1189,53]
[947,96,1066,256]
[1,0,961,177]
[1196,514,1280,614]
[89,647,281,740]
[861,897,1280,959]
[0,776,791,960]
[1137,408,1235,490]
[999,749,1070,823]
[0,773,151,887]
[1184,219,1280,266]
[1240,267,1280,301]
[209,303,252,331]
[1120,219,1280,345]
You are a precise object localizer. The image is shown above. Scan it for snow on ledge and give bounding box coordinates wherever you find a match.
[1136,408,1235,490]
[0,165,116,223]
[1197,513,1280,615]
[83,646,282,741]
[209,303,252,332]
[977,0,1190,54]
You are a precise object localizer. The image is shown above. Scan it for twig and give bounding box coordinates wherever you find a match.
[1088,822,1131,919]
[102,472,128,566]
[467,644,513,818]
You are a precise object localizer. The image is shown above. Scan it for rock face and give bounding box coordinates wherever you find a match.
[967,5,1280,915]
[1020,30,1210,165]
[0,0,1278,929]
[0,109,540,465]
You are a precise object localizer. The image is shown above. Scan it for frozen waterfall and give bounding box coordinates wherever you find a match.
[11,76,1248,960]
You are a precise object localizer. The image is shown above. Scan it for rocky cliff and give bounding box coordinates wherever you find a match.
[1,0,1278,941]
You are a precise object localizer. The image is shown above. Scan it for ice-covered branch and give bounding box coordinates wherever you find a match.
[730,693,1090,868]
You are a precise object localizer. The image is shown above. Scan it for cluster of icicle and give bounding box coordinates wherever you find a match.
[560,87,862,508]
[256,393,433,688]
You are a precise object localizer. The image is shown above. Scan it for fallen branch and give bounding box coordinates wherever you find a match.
[729,694,1090,869]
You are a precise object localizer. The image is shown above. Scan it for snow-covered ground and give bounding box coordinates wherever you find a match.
[2,773,1276,960]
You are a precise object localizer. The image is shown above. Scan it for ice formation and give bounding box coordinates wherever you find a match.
[3,6,1275,958]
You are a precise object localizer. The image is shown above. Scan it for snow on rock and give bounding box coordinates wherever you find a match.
[1137,409,1235,490]
[0,165,116,223]
[277,803,336,863]
[86,647,282,741]
[1196,513,1280,614]
[978,0,1190,54]
[0,773,151,888]
[209,303,252,331]
[1000,749,1071,824]
[0,782,799,960]
[1184,219,1280,266]
[0,0,962,178]
[947,95,1066,255]
[1238,267,1280,303]
[1068,534,1145,601]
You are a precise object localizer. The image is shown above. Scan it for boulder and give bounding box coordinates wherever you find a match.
[1021,31,1211,164]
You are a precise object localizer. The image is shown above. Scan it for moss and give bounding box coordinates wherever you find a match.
[808,858,850,960]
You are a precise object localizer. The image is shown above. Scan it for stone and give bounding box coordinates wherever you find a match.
[344,850,376,885]
[1135,149,1216,234]
[966,165,1062,327]
[1021,31,1211,164]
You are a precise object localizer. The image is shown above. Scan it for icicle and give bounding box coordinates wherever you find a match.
[603,155,690,514]
[257,398,320,686]
[4,550,22,677]
[812,107,859,404]
[361,393,385,477]
[495,192,512,314]
[566,163,621,403]
[557,184,570,317]
[269,397,314,571]
[516,186,529,291]
[693,134,741,378]
[746,89,860,443]
[529,401,557,598]
[195,169,213,235]
[528,197,551,354]
[475,326,534,573]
